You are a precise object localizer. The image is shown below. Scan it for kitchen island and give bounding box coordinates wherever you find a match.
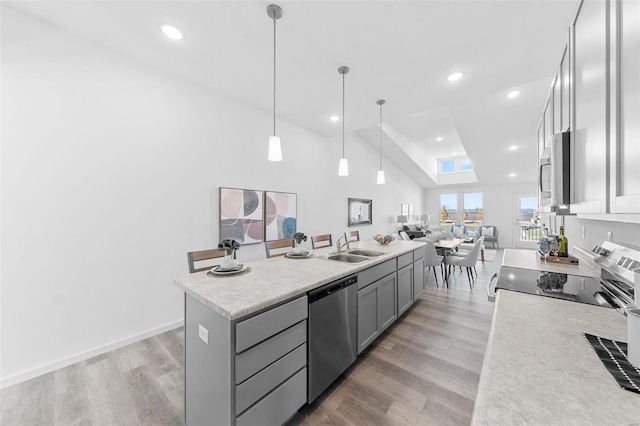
[472,249,640,424]
[174,239,426,426]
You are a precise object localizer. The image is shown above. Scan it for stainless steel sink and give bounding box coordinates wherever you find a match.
[326,253,370,263]
[348,249,384,257]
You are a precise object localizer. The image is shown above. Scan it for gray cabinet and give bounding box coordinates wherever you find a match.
[413,259,425,299]
[357,272,397,354]
[571,0,609,214]
[610,0,640,213]
[185,294,307,426]
[397,263,413,316]
[357,280,380,353]
[379,273,398,330]
[413,247,425,300]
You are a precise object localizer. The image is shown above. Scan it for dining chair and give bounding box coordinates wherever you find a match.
[187,248,227,273]
[451,236,485,264]
[444,238,483,288]
[264,239,294,258]
[424,240,445,287]
[344,230,360,242]
[399,231,411,241]
[311,234,333,249]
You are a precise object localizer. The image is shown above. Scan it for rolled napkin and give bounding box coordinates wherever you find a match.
[293,232,307,244]
[218,239,240,256]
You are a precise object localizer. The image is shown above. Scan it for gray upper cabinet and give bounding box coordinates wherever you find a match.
[553,73,562,134]
[571,0,609,214]
[560,44,571,132]
[610,0,640,213]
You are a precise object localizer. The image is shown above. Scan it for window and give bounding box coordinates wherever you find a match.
[460,157,473,171]
[462,192,483,231]
[439,156,473,174]
[439,193,458,227]
[439,192,484,230]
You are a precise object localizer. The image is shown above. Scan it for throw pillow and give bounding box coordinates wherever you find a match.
[481,226,494,237]
[453,225,464,237]
[413,224,421,231]
[403,225,410,231]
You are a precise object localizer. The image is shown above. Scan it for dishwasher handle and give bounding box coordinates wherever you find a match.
[487,272,498,302]
[308,274,357,303]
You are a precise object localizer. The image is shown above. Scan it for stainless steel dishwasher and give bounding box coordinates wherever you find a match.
[307,274,357,403]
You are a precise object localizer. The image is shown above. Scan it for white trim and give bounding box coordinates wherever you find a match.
[0,319,183,389]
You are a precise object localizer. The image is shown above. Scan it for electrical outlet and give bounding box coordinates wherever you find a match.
[607,231,613,242]
[198,324,208,344]
[581,226,586,239]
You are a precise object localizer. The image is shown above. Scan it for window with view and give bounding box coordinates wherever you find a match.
[462,192,483,232]
[439,156,473,174]
[439,193,458,228]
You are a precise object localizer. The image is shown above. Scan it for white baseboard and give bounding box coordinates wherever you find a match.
[0,319,184,389]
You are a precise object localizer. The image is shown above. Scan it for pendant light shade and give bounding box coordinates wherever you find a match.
[338,66,350,176]
[268,136,282,161]
[267,4,283,162]
[377,99,386,184]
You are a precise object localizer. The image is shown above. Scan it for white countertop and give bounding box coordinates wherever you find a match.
[472,290,639,425]
[473,248,638,424]
[502,248,600,278]
[173,240,424,320]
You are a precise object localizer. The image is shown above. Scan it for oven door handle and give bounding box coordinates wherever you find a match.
[487,272,498,302]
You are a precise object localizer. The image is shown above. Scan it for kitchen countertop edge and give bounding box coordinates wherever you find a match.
[173,240,425,321]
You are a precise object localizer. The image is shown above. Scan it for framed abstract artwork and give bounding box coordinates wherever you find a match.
[219,187,264,245]
[264,191,297,241]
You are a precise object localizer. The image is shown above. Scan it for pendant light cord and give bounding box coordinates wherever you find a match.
[342,73,345,158]
[273,15,277,135]
[379,103,383,169]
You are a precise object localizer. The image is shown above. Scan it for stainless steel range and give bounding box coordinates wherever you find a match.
[489,241,638,315]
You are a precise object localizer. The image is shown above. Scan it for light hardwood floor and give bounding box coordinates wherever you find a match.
[1,250,500,426]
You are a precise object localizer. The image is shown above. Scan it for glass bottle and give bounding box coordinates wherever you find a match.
[559,226,568,257]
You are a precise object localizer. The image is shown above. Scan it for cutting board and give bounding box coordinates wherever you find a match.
[546,255,579,265]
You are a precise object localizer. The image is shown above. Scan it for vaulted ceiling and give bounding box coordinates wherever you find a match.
[6,0,580,188]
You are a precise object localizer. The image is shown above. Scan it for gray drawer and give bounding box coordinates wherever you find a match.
[235,320,307,384]
[413,246,425,261]
[236,295,307,353]
[235,367,307,426]
[235,343,307,415]
[358,259,396,290]
[397,252,413,269]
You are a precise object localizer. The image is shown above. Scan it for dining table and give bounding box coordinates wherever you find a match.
[434,237,466,285]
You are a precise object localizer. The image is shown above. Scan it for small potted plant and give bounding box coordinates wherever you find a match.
[292,232,307,255]
[218,239,240,269]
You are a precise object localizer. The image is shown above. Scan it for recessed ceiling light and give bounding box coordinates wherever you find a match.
[436,137,443,142]
[330,116,339,122]
[452,152,457,156]
[159,24,184,41]
[507,90,520,99]
[509,173,516,177]
[509,145,518,151]
[447,72,464,82]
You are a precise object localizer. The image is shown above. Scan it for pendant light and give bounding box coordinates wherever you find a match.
[376,99,386,184]
[267,4,283,162]
[338,66,350,176]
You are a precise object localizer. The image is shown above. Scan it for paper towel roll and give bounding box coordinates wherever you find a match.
[628,308,640,368]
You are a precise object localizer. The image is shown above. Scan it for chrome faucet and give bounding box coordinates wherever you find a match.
[336,235,351,253]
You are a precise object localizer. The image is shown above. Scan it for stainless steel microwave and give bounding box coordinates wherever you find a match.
[539,132,570,208]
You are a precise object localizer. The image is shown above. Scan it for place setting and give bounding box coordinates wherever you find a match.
[285,232,314,259]
[208,239,252,277]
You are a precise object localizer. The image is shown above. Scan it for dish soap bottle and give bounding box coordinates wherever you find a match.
[559,226,568,257]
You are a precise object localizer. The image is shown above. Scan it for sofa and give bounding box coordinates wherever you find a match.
[402,224,425,239]
[477,225,499,248]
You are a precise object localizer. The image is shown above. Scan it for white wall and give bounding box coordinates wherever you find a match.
[0,8,423,386]
[424,181,538,248]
